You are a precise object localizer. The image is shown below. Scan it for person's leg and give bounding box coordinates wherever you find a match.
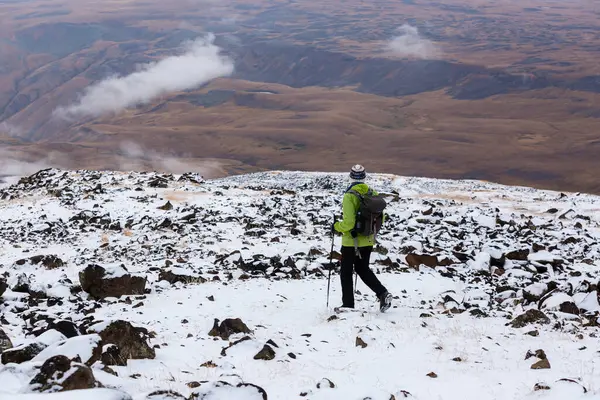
[340,246,356,307]
[354,246,387,297]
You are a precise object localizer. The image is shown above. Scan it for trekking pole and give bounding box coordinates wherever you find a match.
[327,214,336,308]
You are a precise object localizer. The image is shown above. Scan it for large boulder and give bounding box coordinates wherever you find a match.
[190,381,267,400]
[208,318,252,340]
[79,264,146,299]
[159,268,207,285]
[16,255,65,270]
[541,292,580,315]
[1,330,66,364]
[1,343,47,364]
[29,355,99,392]
[405,253,439,269]
[0,276,7,297]
[32,334,102,365]
[88,320,155,366]
[510,309,551,328]
[0,328,13,353]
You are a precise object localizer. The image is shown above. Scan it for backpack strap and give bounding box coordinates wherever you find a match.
[346,188,365,259]
[345,182,364,194]
[347,189,364,200]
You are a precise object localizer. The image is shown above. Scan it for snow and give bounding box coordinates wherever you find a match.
[529,251,559,262]
[32,334,102,364]
[65,275,600,399]
[541,292,575,311]
[576,292,600,314]
[0,388,132,400]
[524,282,548,297]
[467,252,490,271]
[102,264,132,278]
[1,168,600,399]
[9,330,67,349]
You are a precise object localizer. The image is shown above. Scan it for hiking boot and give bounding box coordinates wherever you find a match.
[334,304,354,313]
[379,292,392,312]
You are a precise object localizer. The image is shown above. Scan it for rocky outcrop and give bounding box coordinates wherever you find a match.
[254,344,276,360]
[29,355,98,392]
[0,276,7,297]
[0,328,13,354]
[1,342,47,364]
[158,269,207,285]
[510,310,551,328]
[209,318,252,340]
[89,320,155,366]
[79,264,146,299]
[189,381,267,400]
[15,255,65,269]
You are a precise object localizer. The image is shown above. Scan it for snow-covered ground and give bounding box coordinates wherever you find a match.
[0,169,599,399]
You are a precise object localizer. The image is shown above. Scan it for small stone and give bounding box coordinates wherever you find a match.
[534,383,551,391]
[356,337,368,348]
[208,318,252,340]
[510,309,550,328]
[254,344,276,361]
[525,330,539,337]
[200,361,217,368]
[427,372,438,378]
[531,359,551,369]
[158,201,173,210]
[316,378,335,388]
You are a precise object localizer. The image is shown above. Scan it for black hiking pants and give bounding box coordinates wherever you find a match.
[340,246,387,308]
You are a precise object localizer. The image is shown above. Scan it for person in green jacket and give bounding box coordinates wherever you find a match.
[333,164,393,312]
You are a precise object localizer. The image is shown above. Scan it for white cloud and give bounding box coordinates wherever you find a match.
[386,24,440,59]
[0,148,63,184]
[0,122,24,138]
[54,33,234,120]
[116,141,224,177]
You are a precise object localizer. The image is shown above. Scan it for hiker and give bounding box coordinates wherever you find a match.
[332,164,393,312]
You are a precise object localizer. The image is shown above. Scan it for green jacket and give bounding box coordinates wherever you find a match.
[333,183,384,247]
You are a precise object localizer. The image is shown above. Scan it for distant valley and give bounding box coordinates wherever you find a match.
[1,0,600,193]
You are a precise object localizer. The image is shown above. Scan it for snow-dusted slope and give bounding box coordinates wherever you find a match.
[0,168,599,400]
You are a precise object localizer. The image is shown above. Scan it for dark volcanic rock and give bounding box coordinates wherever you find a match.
[79,264,146,298]
[405,253,439,268]
[0,328,13,353]
[1,342,47,364]
[510,309,551,328]
[30,355,98,392]
[158,269,207,285]
[50,320,80,338]
[505,249,530,261]
[90,320,155,365]
[254,344,276,360]
[145,390,187,399]
[17,255,65,269]
[209,318,252,340]
[190,381,267,400]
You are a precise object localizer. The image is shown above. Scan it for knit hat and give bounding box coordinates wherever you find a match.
[349,164,366,182]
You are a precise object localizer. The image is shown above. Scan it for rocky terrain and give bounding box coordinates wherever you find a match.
[0,168,599,399]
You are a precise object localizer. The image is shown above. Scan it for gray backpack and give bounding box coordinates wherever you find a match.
[347,187,387,238]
